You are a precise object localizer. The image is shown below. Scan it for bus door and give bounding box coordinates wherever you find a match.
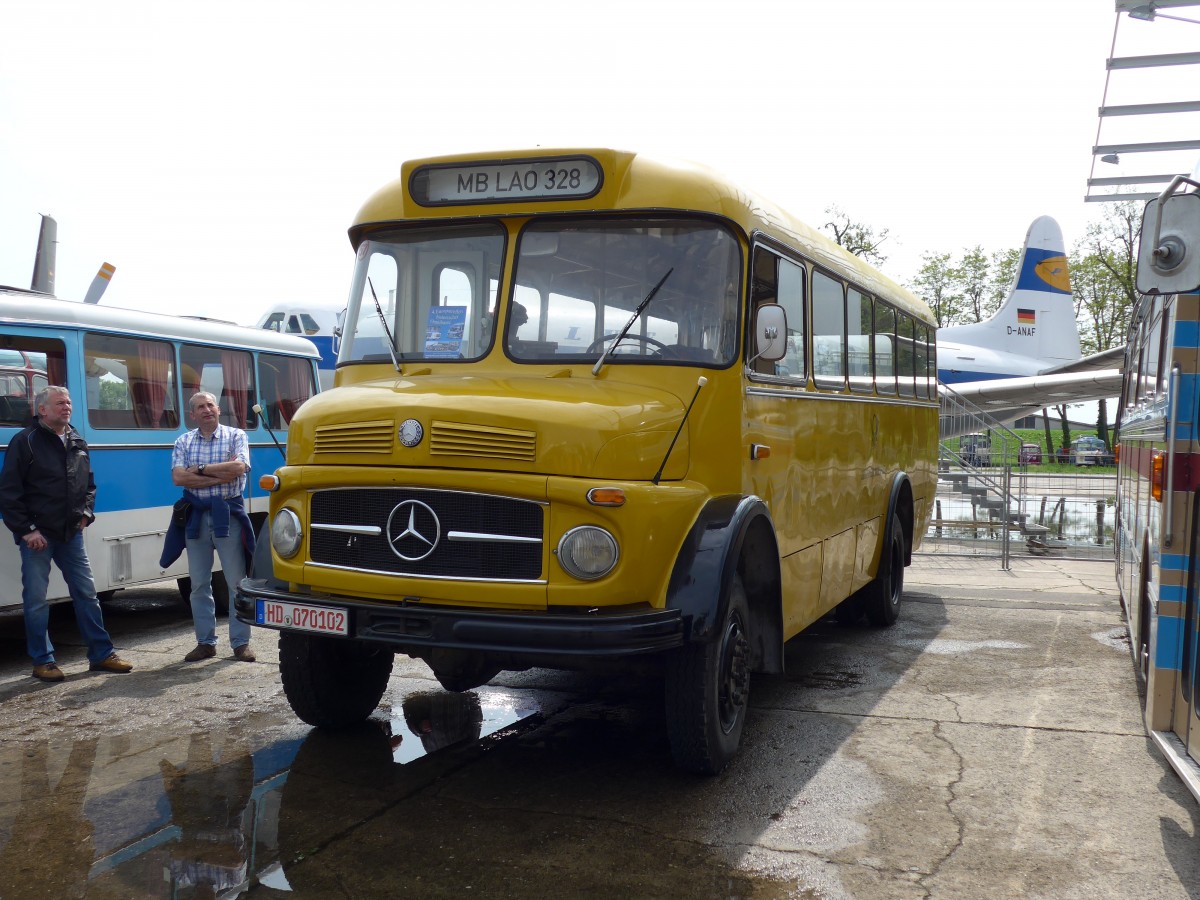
[1186,494,1200,763]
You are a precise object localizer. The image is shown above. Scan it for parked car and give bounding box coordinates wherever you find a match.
[1070,435,1107,466]
[959,432,991,467]
[1019,442,1042,465]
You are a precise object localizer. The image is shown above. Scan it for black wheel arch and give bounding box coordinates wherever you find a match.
[665,495,783,675]
[885,472,916,570]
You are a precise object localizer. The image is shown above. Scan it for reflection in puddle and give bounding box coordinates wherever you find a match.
[0,688,538,897]
[388,690,536,764]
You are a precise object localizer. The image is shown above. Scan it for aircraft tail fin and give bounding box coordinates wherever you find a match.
[939,216,1080,372]
[30,214,56,294]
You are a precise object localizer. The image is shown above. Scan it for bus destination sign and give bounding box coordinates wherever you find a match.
[411,157,602,206]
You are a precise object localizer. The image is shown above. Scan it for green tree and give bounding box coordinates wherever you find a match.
[953,246,991,323]
[822,205,889,266]
[987,247,1020,317]
[1070,201,1140,450]
[908,251,962,327]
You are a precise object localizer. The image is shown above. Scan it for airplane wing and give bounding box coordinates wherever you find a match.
[944,368,1125,427]
[1038,345,1126,376]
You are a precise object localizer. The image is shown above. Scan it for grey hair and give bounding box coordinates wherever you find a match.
[34,385,71,411]
[188,391,218,413]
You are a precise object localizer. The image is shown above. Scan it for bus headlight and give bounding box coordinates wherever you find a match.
[271,509,303,558]
[556,526,618,580]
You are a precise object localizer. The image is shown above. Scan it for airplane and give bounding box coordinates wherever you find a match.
[936,215,1124,427]
[255,302,342,390]
[2,214,117,304]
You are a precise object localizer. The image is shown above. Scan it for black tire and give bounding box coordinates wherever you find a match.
[864,513,905,627]
[430,655,501,693]
[176,574,230,616]
[279,631,394,729]
[664,573,751,775]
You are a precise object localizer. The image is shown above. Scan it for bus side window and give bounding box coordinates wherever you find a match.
[812,270,846,390]
[896,312,916,397]
[848,288,872,393]
[84,332,179,429]
[749,247,779,376]
[875,302,896,395]
[776,258,806,380]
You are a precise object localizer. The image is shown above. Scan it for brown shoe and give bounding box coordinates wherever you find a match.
[89,653,133,674]
[32,662,65,682]
[184,643,217,662]
[233,645,256,662]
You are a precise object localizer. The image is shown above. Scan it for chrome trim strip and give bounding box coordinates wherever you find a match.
[311,523,383,536]
[447,531,542,544]
[306,560,545,584]
[306,485,550,506]
[744,387,939,407]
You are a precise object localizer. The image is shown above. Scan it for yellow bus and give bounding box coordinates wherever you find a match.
[238,149,940,773]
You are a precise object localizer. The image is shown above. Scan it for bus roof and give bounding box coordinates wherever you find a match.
[0,290,321,358]
[352,147,934,326]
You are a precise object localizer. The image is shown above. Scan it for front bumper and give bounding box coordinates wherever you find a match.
[236,577,686,664]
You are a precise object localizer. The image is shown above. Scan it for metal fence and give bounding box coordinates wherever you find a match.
[924,464,1116,564]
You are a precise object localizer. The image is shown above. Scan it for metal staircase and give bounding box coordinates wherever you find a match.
[937,386,1052,565]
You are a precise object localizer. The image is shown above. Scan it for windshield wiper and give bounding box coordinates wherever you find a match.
[367,277,402,374]
[591,267,673,377]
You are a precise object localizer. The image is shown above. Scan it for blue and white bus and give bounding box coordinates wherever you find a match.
[0,292,320,613]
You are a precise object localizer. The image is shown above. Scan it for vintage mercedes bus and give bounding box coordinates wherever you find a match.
[238,149,940,773]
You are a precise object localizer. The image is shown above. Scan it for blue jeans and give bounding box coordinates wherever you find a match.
[186,511,251,649]
[20,530,115,666]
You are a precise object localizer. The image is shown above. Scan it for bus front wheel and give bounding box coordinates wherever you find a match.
[664,574,751,774]
[864,513,905,627]
[279,632,394,729]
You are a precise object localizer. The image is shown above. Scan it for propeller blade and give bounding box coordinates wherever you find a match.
[83,262,116,304]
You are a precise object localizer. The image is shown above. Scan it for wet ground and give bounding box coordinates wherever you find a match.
[0,557,1197,899]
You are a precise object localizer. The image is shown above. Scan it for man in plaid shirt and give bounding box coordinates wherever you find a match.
[171,391,256,662]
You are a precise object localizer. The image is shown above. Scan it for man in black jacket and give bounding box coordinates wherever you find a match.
[0,386,133,682]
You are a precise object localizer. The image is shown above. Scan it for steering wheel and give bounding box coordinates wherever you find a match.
[585,333,668,355]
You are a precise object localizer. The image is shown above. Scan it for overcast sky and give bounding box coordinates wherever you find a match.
[1,1,1197,326]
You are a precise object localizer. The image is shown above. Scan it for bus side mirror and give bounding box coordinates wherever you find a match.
[753,304,787,363]
[1138,192,1200,295]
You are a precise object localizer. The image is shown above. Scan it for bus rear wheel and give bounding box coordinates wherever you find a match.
[279,632,394,729]
[864,513,905,627]
[664,574,751,774]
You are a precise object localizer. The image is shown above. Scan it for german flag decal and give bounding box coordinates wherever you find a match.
[1017,308,1035,324]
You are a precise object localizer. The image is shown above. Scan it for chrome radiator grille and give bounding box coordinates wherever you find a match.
[309,488,544,580]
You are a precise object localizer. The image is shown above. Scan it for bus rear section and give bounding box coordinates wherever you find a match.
[238,149,939,774]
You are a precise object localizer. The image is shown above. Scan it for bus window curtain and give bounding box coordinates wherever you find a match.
[221,350,250,428]
[46,352,67,388]
[277,358,313,424]
[131,342,171,428]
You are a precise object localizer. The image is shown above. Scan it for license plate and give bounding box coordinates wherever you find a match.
[256,599,349,636]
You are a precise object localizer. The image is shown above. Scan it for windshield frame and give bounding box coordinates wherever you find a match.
[338,221,509,367]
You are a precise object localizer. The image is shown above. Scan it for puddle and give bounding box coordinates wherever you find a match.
[0,687,542,896]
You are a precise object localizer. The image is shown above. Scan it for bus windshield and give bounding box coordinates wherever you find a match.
[340,224,506,365]
[338,217,740,367]
[508,217,739,365]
